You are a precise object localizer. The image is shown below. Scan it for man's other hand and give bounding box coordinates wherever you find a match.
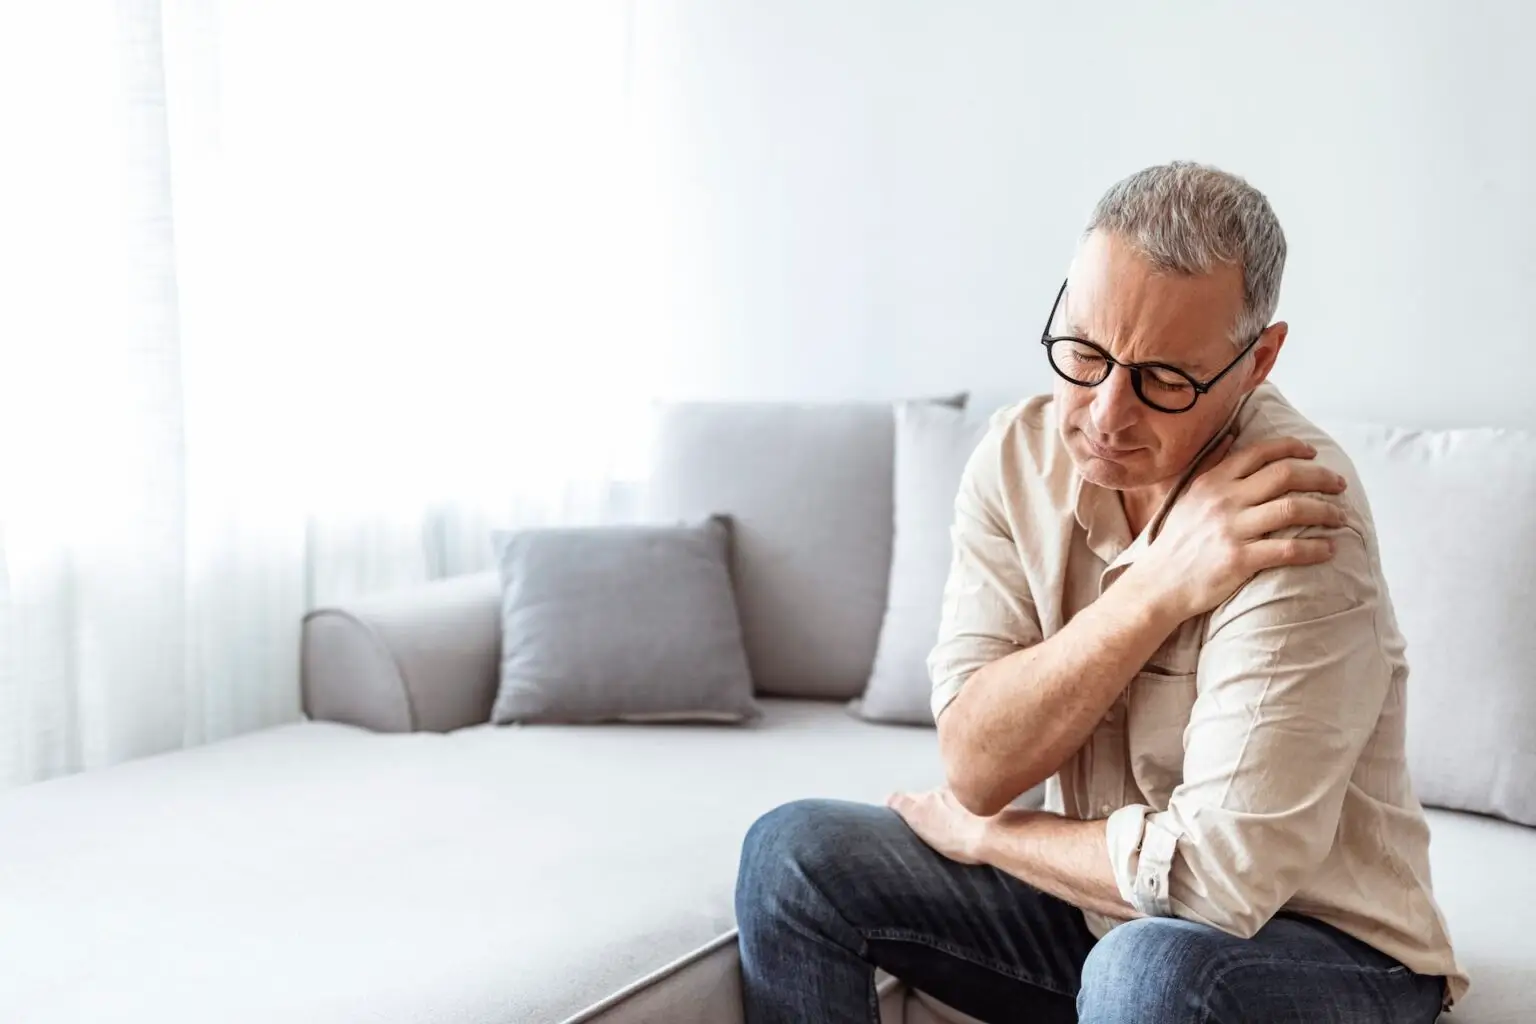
[1133,435,1350,621]
[887,789,991,865]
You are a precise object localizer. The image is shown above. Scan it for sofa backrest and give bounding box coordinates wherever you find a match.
[640,396,963,700]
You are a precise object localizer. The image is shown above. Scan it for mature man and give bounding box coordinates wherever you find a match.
[735,163,1467,1023]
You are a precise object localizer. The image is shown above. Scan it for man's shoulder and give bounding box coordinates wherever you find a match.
[978,392,1053,437]
[1216,385,1384,628]
[1234,384,1364,493]
[963,393,1077,506]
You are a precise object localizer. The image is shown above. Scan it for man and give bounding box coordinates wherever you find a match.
[735,162,1467,1023]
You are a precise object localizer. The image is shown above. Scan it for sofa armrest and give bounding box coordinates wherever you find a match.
[301,571,502,733]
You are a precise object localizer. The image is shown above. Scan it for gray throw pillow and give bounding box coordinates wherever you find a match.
[852,400,996,725]
[490,516,759,724]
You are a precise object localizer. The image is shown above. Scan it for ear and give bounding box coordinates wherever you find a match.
[1243,321,1288,390]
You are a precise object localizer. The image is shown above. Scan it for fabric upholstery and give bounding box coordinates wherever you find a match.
[1425,809,1536,1022]
[640,395,963,700]
[0,700,945,1024]
[562,943,909,1024]
[855,400,997,724]
[1322,421,1536,826]
[490,518,757,724]
[301,570,502,732]
[564,934,744,1024]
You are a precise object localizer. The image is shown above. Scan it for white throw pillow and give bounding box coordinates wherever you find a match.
[852,401,995,725]
[1323,420,1536,827]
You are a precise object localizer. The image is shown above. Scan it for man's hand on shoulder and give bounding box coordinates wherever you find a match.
[1128,435,1351,622]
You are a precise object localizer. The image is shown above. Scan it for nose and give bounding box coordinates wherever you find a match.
[1088,365,1143,436]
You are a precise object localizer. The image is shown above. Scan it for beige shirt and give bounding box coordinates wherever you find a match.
[928,383,1468,1007]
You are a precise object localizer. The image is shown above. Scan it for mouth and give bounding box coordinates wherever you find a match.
[1080,433,1141,460]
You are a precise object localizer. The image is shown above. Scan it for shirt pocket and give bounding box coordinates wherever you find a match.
[1127,669,1198,805]
[1143,620,1204,677]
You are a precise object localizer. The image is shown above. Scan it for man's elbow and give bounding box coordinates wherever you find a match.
[946,768,1012,818]
[937,716,1016,817]
[1187,901,1270,941]
[1155,854,1305,941]
[1134,881,1272,940]
[933,706,1044,816]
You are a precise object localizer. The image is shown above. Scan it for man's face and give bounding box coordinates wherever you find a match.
[1054,231,1282,493]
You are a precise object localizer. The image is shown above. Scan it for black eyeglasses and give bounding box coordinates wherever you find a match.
[1039,279,1263,413]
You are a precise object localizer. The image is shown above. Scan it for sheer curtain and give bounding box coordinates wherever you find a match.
[0,0,658,788]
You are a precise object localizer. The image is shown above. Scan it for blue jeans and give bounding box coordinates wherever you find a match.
[735,799,1445,1023]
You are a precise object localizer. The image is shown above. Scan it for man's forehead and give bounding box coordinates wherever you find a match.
[1063,253,1242,373]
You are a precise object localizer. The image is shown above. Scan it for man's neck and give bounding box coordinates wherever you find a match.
[1119,482,1174,538]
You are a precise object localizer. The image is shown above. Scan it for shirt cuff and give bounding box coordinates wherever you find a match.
[1104,803,1183,917]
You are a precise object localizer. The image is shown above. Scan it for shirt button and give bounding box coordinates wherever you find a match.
[1100,804,1113,816]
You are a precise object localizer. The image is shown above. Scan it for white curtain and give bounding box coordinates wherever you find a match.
[0,0,659,789]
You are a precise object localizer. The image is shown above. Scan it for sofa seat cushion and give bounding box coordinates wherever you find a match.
[0,700,944,1024]
[1428,809,1536,1022]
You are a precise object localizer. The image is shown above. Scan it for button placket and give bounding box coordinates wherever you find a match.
[1093,698,1127,820]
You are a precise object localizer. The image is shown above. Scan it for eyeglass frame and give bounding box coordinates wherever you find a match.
[1039,279,1265,414]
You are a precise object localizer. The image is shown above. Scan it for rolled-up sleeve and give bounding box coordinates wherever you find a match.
[1103,526,1390,937]
[926,423,1043,722]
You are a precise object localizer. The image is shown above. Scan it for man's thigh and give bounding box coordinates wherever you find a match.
[1077,912,1445,1024]
[740,798,1097,1024]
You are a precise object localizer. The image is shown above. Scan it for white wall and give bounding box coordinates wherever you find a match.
[629,0,1536,430]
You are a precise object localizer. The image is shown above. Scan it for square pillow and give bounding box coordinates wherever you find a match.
[490,516,759,724]
[1321,420,1536,826]
[852,400,996,725]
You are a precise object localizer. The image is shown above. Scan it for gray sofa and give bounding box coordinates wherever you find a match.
[0,396,1530,1023]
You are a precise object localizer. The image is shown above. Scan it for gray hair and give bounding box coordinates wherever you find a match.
[1084,161,1286,347]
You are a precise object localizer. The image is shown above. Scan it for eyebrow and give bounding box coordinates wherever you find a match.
[1061,320,1213,378]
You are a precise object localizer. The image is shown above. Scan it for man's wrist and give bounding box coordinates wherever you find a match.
[1112,562,1188,635]
[971,807,1041,866]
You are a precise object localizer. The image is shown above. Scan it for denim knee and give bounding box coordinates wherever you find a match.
[1078,917,1222,1023]
[736,800,850,921]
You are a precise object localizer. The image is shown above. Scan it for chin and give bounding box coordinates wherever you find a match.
[1067,436,1143,488]
[1074,455,1139,491]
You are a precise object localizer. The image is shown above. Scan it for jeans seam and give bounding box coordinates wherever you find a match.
[861,927,1078,1000]
[1199,957,1413,1024]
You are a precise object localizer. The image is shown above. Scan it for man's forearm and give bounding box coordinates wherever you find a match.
[976,810,1138,922]
[939,564,1183,815]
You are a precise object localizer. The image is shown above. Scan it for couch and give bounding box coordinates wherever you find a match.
[0,395,1531,1023]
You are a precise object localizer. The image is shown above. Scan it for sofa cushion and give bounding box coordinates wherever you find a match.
[641,396,962,700]
[489,517,758,724]
[1322,422,1536,826]
[0,700,945,1024]
[855,400,994,725]
[1425,809,1536,1022]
